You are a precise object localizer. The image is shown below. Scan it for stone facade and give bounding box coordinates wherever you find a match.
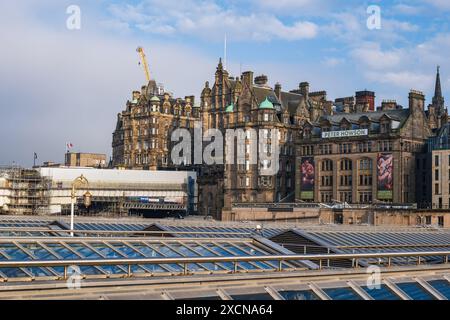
[198,59,332,219]
[296,90,432,204]
[112,80,200,170]
[65,153,107,168]
[111,63,449,221]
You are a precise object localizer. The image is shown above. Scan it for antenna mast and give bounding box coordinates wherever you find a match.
[224,34,227,71]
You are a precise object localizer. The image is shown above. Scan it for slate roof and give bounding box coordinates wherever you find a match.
[318,109,410,127]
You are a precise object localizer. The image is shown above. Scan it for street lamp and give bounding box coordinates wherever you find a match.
[70,174,90,237]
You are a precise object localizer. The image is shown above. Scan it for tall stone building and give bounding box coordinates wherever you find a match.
[295,89,432,205]
[198,59,332,218]
[112,80,200,170]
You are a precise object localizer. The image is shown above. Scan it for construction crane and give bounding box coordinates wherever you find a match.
[136,47,151,82]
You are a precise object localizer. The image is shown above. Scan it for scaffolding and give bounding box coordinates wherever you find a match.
[0,166,50,215]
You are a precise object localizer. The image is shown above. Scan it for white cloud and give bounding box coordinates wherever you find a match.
[392,4,423,15]
[383,19,419,32]
[351,43,406,70]
[350,34,450,95]
[106,0,318,41]
[365,71,433,90]
[0,1,217,166]
[322,57,344,67]
[425,0,450,10]
[255,0,331,13]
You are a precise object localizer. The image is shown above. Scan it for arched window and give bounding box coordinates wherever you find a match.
[359,158,373,170]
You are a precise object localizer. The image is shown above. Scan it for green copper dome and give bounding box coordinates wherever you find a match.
[259,97,274,109]
[225,103,234,113]
[150,96,160,102]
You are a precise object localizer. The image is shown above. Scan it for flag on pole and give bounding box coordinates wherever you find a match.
[66,143,73,153]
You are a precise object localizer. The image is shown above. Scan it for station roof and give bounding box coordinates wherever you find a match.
[0,216,450,299]
[270,228,450,266]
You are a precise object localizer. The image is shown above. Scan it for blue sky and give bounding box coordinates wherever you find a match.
[1,0,450,166]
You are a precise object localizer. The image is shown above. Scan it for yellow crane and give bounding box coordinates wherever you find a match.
[136,47,151,82]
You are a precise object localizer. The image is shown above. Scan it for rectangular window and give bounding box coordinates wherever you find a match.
[435,155,440,166]
[435,169,439,181]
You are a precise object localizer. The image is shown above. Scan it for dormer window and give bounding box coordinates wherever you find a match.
[381,122,390,133]
[304,127,311,139]
[340,122,350,130]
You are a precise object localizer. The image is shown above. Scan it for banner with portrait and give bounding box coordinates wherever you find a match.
[300,157,315,200]
[377,153,393,200]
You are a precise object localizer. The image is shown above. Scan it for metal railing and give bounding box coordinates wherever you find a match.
[0,251,449,281]
[232,203,321,209]
[0,227,257,238]
[231,202,418,210]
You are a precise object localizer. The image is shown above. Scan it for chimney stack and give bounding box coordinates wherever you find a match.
[241,71,254,88]
[300,82,309,99]
[409,90,425,114]
[275,83,282,100]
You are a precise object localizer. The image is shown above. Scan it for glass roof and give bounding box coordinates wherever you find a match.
[0,238,293,281]
[278,229,450,266]
[0,217,286,239]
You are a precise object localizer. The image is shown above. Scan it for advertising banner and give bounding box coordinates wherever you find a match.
[300,157,315,200]
[377,153,393,200]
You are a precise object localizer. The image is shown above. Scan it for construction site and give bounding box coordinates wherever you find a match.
[0,166,197,218]
[0,166,51,215]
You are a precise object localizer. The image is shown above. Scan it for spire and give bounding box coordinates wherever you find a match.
[433,65,445,112]
[435,65,442,99]
[217,58,223,71]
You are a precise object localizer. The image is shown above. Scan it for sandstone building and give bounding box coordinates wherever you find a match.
[65,152,107,168]
[198,59,333,218]
[112,80,200,170]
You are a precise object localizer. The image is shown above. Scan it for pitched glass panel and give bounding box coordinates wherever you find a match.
[279,290,320,300]
[396,282,435,300]
[361,285,400,300]
[46,244,80,259]
[1,244,31,260]
[231,293,274,300]
[21,244,57,260]
[427,280,450,299]
[91,244,122,259]
[0,267,29,278]
[68,244,102,259]
[112,244,144,258]
[323,287,363,300]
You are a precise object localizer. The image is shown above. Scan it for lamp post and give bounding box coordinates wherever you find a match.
[70,175,91,237]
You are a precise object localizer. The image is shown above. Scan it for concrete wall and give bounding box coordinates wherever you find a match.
[222,207,322,222]
[223,205,450,228]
